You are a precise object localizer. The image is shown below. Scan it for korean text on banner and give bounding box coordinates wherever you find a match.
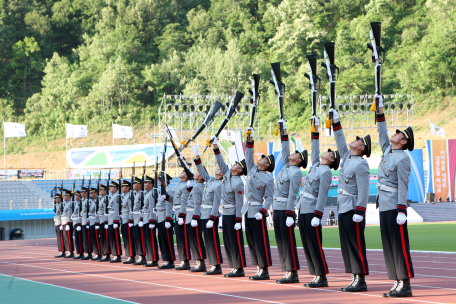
[66,124,87,138]
[112,124,133,139]
[431,140,450,201]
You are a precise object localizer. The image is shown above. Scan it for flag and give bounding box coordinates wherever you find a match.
[4,122,27,138]
[430,121,445,138]
[112,124,133,139]
[66,123,88,138]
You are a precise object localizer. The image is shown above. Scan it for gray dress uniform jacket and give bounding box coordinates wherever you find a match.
[243,141,274,218]
[376,114,411,215]
[107,193,121,225]
[71,198,82,225]
[54,202,62,226]
[334,123,370,216]
[133,190,145,225]
[195,159,222,220]
[88,198,99,226]
[173,181,191,219]
[295,133,333,218]
[143,189,155,224]
[97,195,108,224]
[120,193,133,224]
[81,198,89,226]
[156,188,174,223]
[273,134,302,215]
[214,148,244,221]
[186,182,204,222]
[61,200,74,225]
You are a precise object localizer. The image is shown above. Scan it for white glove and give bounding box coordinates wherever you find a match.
[374,94,384,107]
[104,224,108,229]
[149,224,155,229]
[234,223,241,230]
[138,221,144,227]
[286,216,294,227]
[59,225,63,231]
[178,218,184,225]
[86,225,89,229]
[206,220,214,229]
[352,214,364,223]
[187,180,194,188]
[191,220,198,227]
[211,135,217,145]
[311,115,319,126]
[278,119,287,130]
[193,145,200,156]
[65,225,70,231]
[165,222,171,229]
[113,223,118,229]
[95,225,99,230]
[397,212,407,225]
[255,212,263,220]
[158,195,166,202]
[76,226,81,231]
[328,109,339,120]
[311,217,320,227]
[247,127,254,138]
[128,223,133,228]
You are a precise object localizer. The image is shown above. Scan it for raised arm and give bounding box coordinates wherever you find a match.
[195,158,211,182]
[245,133,255,171]
[332,118,349,159]
[281,126,291,166]
[376,105,390,153]
[354,161,370,217]
[213,144,229,175]
[397,155,411,215]
[311,127,321,167]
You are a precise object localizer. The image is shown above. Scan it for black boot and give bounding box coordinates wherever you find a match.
[73,253,83,259]
[382,280,399,297]
[55,252,65,258]
[91,255,101,261]
[122,257,135,264]
[134,256,147,265]
[98,254,111,262]
[276,271,299,284]
[174,260,191,270]
[249,267,270,280]
[190,260,207,272]
[109,255,122,263]
[224,268,245,278]
[204,264,222,275]
[303,275,328,288]
[158,261,175,269]
[81,253,92,260]
[64,252,74,258]
[340,274,367,292]
[143,261,159,267]
[387,279,412,298]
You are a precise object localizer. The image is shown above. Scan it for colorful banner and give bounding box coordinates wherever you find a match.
[0,169,45,179]
[448,139,456,201]
[68,169,121,179]
[407,149,425,203]
[253,142,268,162]
[426,139,451,201]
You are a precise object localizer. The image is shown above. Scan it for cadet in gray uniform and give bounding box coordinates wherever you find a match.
[211,136,247,278]
[132,177,146,265]
[142,175,160,267]
[273,119,307,284]
[375,97,414,298]
[53,190,65,258]
[120,179,136,263]
[243,127,274,281]
[97,183,111,262]
[157,174,176,269]
[330,108,370,292]
[107,180,122,262]
[173,171,193,270]
[296,118,340,288]
[72,190,84,259]
[193,147,224,275]
[61,189,75,258]
[88,187,101,260]
[80,187,92,260]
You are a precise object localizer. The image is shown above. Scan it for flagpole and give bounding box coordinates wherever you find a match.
[65,121,68,171]
[3,119,6,170]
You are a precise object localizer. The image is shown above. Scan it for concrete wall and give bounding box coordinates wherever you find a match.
[0,219,55,240]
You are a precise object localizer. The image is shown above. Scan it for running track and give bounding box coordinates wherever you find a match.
[0,238,455,304]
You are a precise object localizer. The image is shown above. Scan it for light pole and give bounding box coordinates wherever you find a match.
[146,132,163,169]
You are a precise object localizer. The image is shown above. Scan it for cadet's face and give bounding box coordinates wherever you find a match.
[121,185,130,193]
[179,170,188,181]
[76,194,81,200]
[90,192,97,198]
[64,195,71,201]
[321,151,334,161]
[100,189,107,196]
[215,169,223,179]
[390,132,407,146]
[194,172,203,183]
[288,152,301,163]
[230,163,243,175]
[144,181,153,190]
[257,157,270,170]
[55,197,61,203]
[158,179,162,186]
[110,186,117,193]
[81,192,87,198]
[133,183,141,191]
[349,138,364,151]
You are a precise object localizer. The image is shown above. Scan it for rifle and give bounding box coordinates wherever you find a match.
[118,167,122,195]
[321,42,339,135]
[130,162,135,212]
[304,55,321,133]
[96,170,101,212]
[154,156,159,202]
[106,169,110,214]
[203,91,244,152]
[166,124,194,180]
[87,177,92,218]
[246,74,260,140]
[60,180,64,212]
[141,161,146,209]
[180,100,223,149]
[367,21,385,123]
[160,138,168,197]
[71,179,75,209]
[79,176,84,216]
[52,183,57,213]
[270,63,286,136]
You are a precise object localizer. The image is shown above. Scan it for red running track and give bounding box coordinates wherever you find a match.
[0,238,455,304]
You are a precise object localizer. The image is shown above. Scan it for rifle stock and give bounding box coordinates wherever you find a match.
[367,21,384,124]
[160,138,168,196]
[321,42,339,135]
[304,55,321,133]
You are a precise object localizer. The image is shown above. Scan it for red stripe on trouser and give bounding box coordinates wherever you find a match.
[106,229,110,254]
[128,225,133,257]
[140,226,145,254]
[212,226,220,264]
[289,226,297,270]
[95,228,101,254]
[261,218,270,266]
[184,219,189,259]
[115,228,120,255]
[167,228,175,260]
[400,225,412,278]
[151,227,157,261]
[236,229,245,267]
[315,227,328,274]
[87,229,91,252]
[67,227,72,251]
[356,223,366,274]
[195,225,203,259]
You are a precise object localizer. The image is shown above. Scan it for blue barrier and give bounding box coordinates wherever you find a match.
[0,208,55,221]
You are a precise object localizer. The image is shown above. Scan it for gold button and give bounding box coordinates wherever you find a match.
[345,179,349,183]
[386,173,389,177]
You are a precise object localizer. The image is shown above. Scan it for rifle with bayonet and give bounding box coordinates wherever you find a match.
[160,138,168,197]
[106,169,111,214]
[304,55,321,133]
[203,91,244,152]
[118,168,122,216]
[52,182,57,213]
[141,161,146,209]
[131,162,135,213]
[321,42,339,135]
[270,62,286,136]
[246,74,260,140]
[86,177,91,219]
[96,170,101,213]
[60,180,64,212]
[154,156,159,203]
[79,176,84,216]
[367,21,385,123]
[166,124,194,180]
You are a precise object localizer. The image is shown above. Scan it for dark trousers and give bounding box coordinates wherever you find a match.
[98,225,109,255]
[157,221,176,261]
[222,214,246,269]
[121,223,136,258]
[298,213,328,276]
[380,210,414,280]
[133,225,146,256]
[62,223,74,252]
[188,221,206,260]
[245,217,272,268]
[74,225,84,255]
[89,225,101,256]
[175,216,191,261]
[143,224,159,262]
[108,225,122,256]
[202,218,223,266]
[273,210,300,271]
[55,225,64,252]
[338,211,369,275]
[82,224,92,254]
